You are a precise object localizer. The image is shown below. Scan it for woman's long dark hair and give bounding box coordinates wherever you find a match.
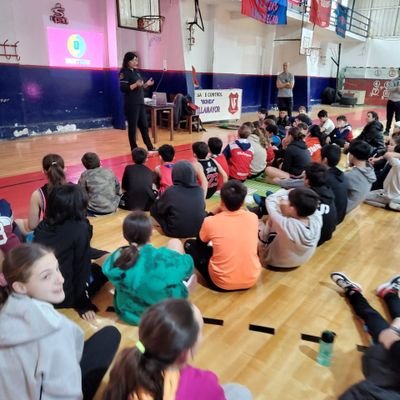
[121,51,138,70]
[114,211,152,270]
[42,154,66,190]
[308,124,324,146]
[102,299,200,400]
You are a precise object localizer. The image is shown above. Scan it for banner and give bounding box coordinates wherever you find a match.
[309,0,332,28]
[335,4,348,38]
[241,0,288,25]
[344,78,391,106]
[194,89,243,122]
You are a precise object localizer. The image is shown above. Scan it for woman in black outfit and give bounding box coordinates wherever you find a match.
[119,52,156,152]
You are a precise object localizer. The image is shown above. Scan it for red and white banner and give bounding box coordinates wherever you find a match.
[344,78,391,106]
[309,0,332,28]
[194,89,243,122]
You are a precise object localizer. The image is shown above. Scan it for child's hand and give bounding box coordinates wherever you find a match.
[81,310,97,321]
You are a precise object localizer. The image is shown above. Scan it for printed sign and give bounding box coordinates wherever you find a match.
[194,89,243,122]
[241,0,288,25]
[344,78,391,106]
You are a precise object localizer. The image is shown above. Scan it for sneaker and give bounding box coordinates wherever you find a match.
[266,190,274,197]
[376,274,400,298]
[330,272,363,292]
[253,193,263,206]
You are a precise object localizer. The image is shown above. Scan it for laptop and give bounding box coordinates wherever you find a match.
[154,92,167,106]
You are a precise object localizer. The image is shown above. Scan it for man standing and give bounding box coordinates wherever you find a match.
[385,68,400,135]
[277,62,295,117]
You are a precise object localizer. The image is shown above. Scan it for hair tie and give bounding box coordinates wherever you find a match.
[51,161,57,166]
[0,273,8,288]
[130,242,138,247]
[136,340,145,354]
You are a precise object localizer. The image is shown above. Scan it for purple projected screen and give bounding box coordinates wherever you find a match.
[47,27,104,68]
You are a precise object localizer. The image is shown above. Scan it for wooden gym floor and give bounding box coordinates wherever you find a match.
[1,105,400,399]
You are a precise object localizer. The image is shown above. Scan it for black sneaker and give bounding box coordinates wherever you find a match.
[330,272,362,292]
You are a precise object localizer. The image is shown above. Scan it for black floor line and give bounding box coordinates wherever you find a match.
[248,324,275,335]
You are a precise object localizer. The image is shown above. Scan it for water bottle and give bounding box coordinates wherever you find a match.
[316,330,336,366]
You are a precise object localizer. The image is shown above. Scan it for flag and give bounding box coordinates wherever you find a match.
[241,0,288,25]
[309,0,332,28]
[335,4,348,38]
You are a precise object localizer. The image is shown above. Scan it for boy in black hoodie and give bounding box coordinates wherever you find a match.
[321,145,349,224]
[304,162,337,246]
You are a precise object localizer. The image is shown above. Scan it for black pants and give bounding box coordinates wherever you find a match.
[346,291,400,344]
[81,326,121,399]
[386,99,400,132]
[125,103,154,151]
[277,97,293,117]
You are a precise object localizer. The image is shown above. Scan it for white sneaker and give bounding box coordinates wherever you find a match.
[330,272,362,292]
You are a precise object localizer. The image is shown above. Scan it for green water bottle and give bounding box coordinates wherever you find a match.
[316,330,336,366]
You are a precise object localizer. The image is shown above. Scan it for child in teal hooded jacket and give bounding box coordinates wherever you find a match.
[103,211,194,325]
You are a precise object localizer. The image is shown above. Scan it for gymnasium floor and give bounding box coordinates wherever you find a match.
[1,105,400,400]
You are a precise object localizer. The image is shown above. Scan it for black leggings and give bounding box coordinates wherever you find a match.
[346,291,400,344]
[81,326,121,399]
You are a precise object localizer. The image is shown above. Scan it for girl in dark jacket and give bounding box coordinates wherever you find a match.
[357,111,386,156]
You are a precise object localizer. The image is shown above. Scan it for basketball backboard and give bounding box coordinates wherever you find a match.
[117,0,164,33]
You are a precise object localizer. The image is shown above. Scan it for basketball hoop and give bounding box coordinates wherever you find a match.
[139,15,165,32]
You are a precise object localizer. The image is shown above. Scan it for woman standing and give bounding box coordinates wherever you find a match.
[119,52,156,152]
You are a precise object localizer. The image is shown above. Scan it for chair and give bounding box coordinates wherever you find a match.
[173,94,201,134]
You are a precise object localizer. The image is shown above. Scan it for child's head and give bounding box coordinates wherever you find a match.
[0,244,65,306]
[308,124,322,140]
[297,122,308,136]
[158,144,175,163]
[251,127,267,148]
[366,111,379,123]
[298,106,307,114]
[295,114,309,126]
[266,114,277,123]
[394,121,400,134]
[192,141,209,159]
[42,154,66,188]
[348,140,372,161]
[305,162,328,188]
[238,124,252,139]
[258,108,267,119]
[287,126,304,142]
[317,109,328,122]
[220,180,247,211]
[103,299,202,400]
[336,115,347,128]
[132,147,148,165]
[321,144,341,167]
[207,137,223,156]
[81,152,100,170]
[278,110,288,119]
[46,184,88,225]
[280,187,319,218]
[265,124,278,137]
[114,211,152,270]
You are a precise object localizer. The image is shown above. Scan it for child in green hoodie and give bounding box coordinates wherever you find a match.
[103,211,195,325]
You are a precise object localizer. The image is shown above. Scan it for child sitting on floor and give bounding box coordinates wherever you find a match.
[328,115,353,147]
[154,144,175,194]
[102,211,195,325]
[208,137,229,189]
[258,187,322,269]
[318,109,335,137]
[78,152,120,215]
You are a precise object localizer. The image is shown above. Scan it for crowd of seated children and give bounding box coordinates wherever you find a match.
[344,140,377,213]
[258,187,322,269]
[304,124,323,162]
[150,161,206,238]
[247,122,268,178]
[34,184,108,320]
[318,109,335,137]
[328,115,353,147]
[321,145,349,224]
[357,111,386,156]
[192,141,227,199]
[330,272,400,400]
[0,243,121,400]
[103,211,195,325]
[154,144,175,194]
[103,299,252,400]
[265,126,311,186]
[208,136,230,188]
[16,153,66,235]
[78,152,120,215]
[365,145,400,210]
[223,124,254,181]
[185,180,261,291]
[120,147,156,211]
[304,162,337,246]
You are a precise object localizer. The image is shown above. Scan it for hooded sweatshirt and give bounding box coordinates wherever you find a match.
[311,185,337,246]
[345,166,377,213]
[282,140,312,176]
[358,121,385,156]
[247,133,267,175]
[326,167,348,224]
[150,161,205,238]
[258,189,322,268]
[0,294,84,400]
[223,139,254,180]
